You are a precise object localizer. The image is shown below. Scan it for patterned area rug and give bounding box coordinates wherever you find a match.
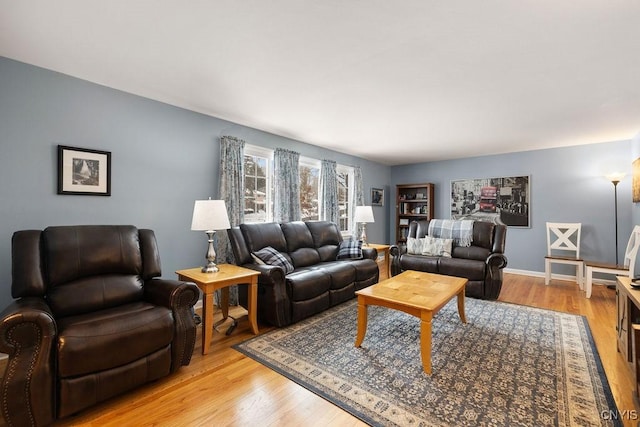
[234,298,620,427]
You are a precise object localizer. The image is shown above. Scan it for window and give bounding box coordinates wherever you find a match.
[299,157,320,221]
[244,145,272,223]
[242,146,354,232]
[337,165,354,235]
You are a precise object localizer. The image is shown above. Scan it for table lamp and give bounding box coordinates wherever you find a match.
[191,199,231,273]
[354,205,375,246]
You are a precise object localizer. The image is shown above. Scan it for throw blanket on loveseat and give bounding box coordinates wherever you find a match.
[428,219,474,247]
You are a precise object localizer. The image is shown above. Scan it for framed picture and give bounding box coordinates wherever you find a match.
[57,145,111,196]
[399,218,409,226]
[371,188,384,206]
[450,175,530,227]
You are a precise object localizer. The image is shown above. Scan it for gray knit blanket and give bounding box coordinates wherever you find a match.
[428,219,474,247]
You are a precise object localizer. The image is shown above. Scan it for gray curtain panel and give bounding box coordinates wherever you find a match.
[218,135,245,305]
[274,148,301,223]
[320,159,338,223]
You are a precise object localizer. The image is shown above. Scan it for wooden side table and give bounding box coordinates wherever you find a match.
[176,264,260,355]
[367,243,390,279]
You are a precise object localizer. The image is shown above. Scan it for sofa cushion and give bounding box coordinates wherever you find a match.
[421,236,453,257]
[281,222,321,268]
[306,221,342,262]
[348,258,380,282]
[286,270,331,301]
[438,257,486,281]
[240,222,288,253]
[399,254,439,273]
[337,239,363,260]
[472,221,496,250]
[451,245,491,262]
[314,262,356,290]
[56,302,173,378]
[253,246,294,274]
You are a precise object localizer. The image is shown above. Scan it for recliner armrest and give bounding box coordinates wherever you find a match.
[144,278,200,310]
[0,298,57,427]
[144,279,200,369]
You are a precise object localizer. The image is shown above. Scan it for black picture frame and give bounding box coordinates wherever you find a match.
[57,145,111,196]
[450,175,530,227]
[371,187,384,206]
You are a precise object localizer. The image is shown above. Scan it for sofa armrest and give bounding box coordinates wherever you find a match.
[239,263,290,326]
[241,263,287,286]
[486,253,508,269]
[0,298,57,427]
[389,244,406,257]
[484,253,508,300]
[389,244,407,276]
[362,247,377,261]
[144,279,200,369]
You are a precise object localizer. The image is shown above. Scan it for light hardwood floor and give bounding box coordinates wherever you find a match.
[1,273,637,426]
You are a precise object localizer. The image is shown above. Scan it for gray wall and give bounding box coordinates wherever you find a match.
[0,57,391,309]
[391,141,636,276]
[2,55,638,310]
[632,133,640,228]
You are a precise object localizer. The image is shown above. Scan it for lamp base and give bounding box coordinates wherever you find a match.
[360,223,368,246]
[201,262,219,273]
[201,230,219,273]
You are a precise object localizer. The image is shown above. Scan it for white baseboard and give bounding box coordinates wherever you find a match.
[503,268,616,286]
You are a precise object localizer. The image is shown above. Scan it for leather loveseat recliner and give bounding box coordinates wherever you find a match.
[228,221,379,327]
[390,220,508,300]
[0,225,200,426]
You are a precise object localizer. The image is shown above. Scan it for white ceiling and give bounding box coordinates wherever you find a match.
[2,1,639,165]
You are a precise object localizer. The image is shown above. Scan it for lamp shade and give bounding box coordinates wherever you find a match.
[605,172,626,184]
[191,200,231,231]
[354,205,375,223]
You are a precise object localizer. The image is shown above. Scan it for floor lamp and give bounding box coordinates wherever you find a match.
[606,173,625,265]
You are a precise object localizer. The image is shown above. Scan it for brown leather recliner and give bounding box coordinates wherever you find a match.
[0,225,200,426]
[390,220,508,300]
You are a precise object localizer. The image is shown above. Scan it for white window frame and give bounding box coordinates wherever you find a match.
[337,164,355,237]
[243,144,273,224]
[241,147,354,232]
[299,156,322,222]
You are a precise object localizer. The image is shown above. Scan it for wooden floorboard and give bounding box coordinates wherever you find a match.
[1,273,638,426]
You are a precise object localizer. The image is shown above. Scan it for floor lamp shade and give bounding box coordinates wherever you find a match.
[191,200,231,273]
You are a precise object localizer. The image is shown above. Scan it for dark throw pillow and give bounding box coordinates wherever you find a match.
[337,239,363,260]
[252,246,294,274]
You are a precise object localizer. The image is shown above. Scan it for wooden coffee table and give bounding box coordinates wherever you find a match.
[355,270,467,374]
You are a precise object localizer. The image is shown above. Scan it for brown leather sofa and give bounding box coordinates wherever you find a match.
[228,221,379,327]
[390,220,508,299]
[0,225,200,426]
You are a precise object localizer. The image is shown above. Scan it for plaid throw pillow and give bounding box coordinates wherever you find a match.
[252,246,294,274]
[337,239,363,260]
